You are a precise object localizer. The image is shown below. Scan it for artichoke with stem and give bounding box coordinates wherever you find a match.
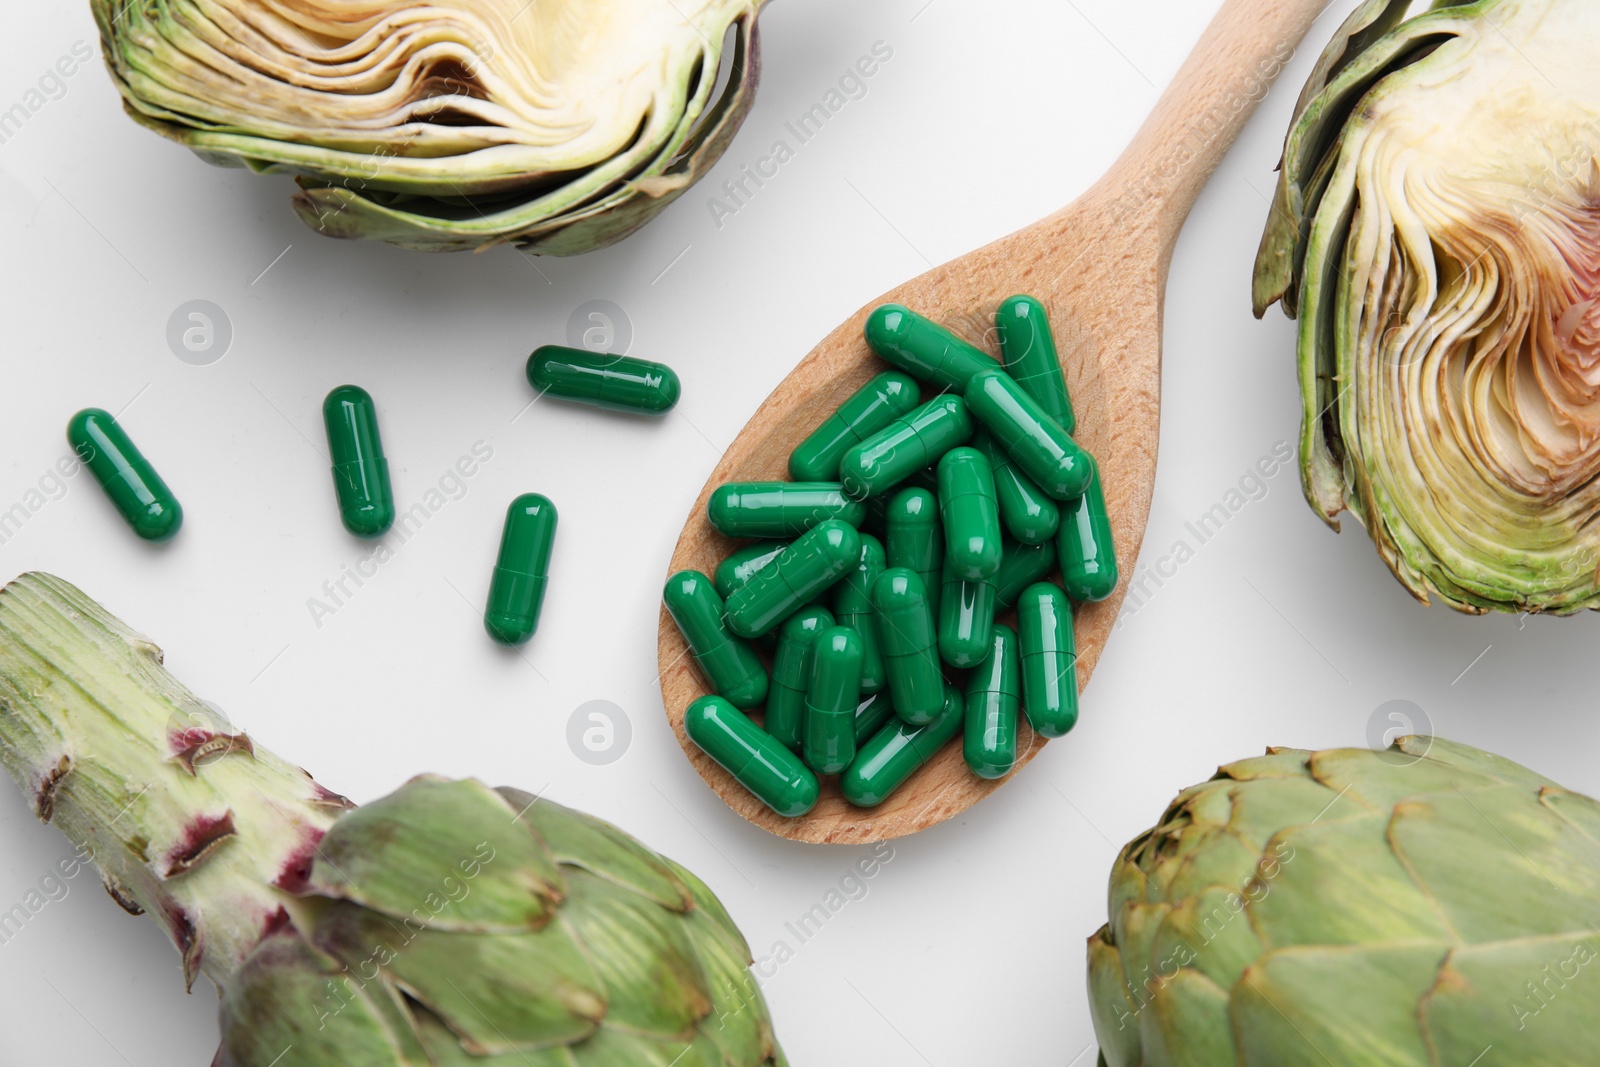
[0,572,786,1066]
[1254,0,1600,613]
[91,0,766,252]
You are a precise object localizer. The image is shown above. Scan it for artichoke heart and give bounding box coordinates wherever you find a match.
[92,0,766,252]
[1254,0,1600,613]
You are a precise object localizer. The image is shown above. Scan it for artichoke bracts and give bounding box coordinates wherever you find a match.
[91,0,765,252]
[1254,0,1600,613]
[1089,737,1600,1067]
[0,573,786,1067]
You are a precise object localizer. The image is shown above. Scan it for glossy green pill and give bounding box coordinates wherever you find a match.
[840,395,973,500]
[864,304,998,391]
[789,372,921,481]
[804,627,863,774]
[978,431,1059,545]
[872,568,945,725]
[833,533,887,694]
[1017,582,1079,738]
[1060,460,1119,602]
[766,606,834,752]
[853,693,894,745]
[725,520,861,638]
[484,493,557,645]
[713,541,788,599]
[526,345,680,415]
[840,684,963,808]
[323,385,394,538]
[663,571,769,709]
[939,562,997,670]
[66,408,183,541]
[965,369,1093,501]
[884,487,943,623]
[937,447,1002,581]
[996,295,1075,435]
[994,539,1058,610]
[708,482,866,539]
[964,624,1020,780]
[685,696,819,818]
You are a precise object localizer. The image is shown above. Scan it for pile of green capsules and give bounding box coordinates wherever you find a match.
[666,296,1117,818]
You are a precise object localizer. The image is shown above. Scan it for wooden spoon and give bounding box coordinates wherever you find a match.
[659,0,1331,844]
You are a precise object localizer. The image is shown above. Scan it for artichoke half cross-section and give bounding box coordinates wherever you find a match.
[92,0,766,252]
[1254,0,1600,613]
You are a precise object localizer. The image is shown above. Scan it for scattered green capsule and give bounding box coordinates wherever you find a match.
[765,607,834,752]
[1017,582,1078,738]
[1060,460,1119,602]
[937,447,1002,581]
[804,627,863,775]
[790,372,922,481]
[840,684,963,808]
[965,625,1020,779]
[885,487,943,623]
[840,395,973,500]
[977,431,1060,545]
[323,385,394,538]
[996,295,1075,435]
[833,534,887,694]
[864,304,998,391]
[725,520,861,638]
[713,541,789,599]
[853,693,894,745]
[994,540,1058,610]
[939,562,997,670]
[483,493,557,645]
[685,696,819,818]
[708,482,866,539]
[872,568,945,725]
[66,408,183,541]
[965,369,1093,501]
[663,571,769,709]
[526,345,680,415]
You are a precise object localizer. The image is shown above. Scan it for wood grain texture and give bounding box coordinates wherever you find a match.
[659,0,1332,843]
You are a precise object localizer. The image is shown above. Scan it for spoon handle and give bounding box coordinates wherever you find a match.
[1089,0,1331,256]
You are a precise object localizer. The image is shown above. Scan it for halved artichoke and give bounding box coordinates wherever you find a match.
[92,0,766,252]
[1254,0,1600,613]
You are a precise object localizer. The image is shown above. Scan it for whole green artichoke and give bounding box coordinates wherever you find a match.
[91,0,766,253]
[1088,736,1600,1066]
[0,573,785,1066]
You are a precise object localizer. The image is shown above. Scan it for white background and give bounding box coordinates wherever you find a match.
[3,1,1598,1064]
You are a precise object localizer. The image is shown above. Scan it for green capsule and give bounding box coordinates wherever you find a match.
[872,568,945,725]
[833,534,887,694]
[708,482,866,539]
[884,487,943,623]
[964,625,1020,779]
[685,696,819,818]
[804,627,863,774]
[840,684,963,808]
[1017,582,1078,738]
[853,693,894,745]
[322,385,394,538]
[663,571,769,709]
[996,295,1075,435]
[864,304,998,391]
[965,369,1093,501]
[483,493,557,645]
[994,539,1058,610]
[1059,460,1119,602]
[66,408,183,541]
[789,372,922,481]
[939,562,997,670]
[725,520,861,638]
[526,345,680,415]
[937,446,1002,581]
[713,541,788,599]
[765,606,834,752]
[977,431,1060,545]
[840,395,973,500]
